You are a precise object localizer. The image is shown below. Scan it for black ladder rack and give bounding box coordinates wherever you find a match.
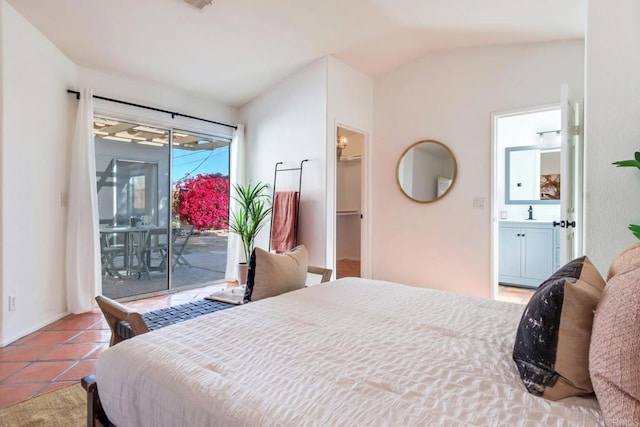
[268,159,308,252]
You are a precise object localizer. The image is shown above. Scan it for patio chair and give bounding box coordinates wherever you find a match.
[172,224,194,271]
[143,228,169,274]
[100,232,124,279]
[95,295,150,347]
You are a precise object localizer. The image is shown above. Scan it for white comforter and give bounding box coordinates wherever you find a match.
[97,278,603,426]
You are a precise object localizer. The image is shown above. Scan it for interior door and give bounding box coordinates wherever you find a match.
[559,84,584,264]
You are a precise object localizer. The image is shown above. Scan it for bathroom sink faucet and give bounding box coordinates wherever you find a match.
[527,205,534,220]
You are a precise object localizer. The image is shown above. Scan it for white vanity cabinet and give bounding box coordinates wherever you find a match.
[499,221,559,288]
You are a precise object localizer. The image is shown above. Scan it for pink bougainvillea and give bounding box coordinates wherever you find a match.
[174,174,229,230]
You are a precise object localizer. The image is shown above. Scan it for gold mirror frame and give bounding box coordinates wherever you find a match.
[395,140,457,203]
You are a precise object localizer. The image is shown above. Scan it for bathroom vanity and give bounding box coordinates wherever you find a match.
[498,220,560,288]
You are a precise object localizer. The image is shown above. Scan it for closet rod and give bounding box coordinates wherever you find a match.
[66,89,237,130]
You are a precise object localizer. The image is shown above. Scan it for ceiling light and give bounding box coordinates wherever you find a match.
[336,134,348,161]
[183,0,213,11]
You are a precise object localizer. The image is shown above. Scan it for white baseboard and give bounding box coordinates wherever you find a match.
[1,311,70,347]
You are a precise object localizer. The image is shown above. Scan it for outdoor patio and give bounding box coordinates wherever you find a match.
[101,230,228,300]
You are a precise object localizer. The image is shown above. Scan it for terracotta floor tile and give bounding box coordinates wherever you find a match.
[10,331,44,346]
[36,380,78,395]
[40,343,98,361]
[3,360,75,384]
[86,344,109,359]
[0,383,42,408]
[0,343,61,362]
[89,320,109,330]
[58,359,97,381]
[49,313,103,331]
[0,362,29,381]
[68,329,111,344]
[24,330,81,346]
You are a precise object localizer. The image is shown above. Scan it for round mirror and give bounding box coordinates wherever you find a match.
[396,140,457,203]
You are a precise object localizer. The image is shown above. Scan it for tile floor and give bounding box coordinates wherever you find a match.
[0,280,533,409]
[0,282,229,409]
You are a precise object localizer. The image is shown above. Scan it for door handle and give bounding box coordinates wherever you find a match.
[552,220,576,228]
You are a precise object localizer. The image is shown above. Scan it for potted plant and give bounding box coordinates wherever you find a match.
[228,181,272,283]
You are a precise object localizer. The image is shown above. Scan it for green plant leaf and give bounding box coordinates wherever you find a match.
[612,159,640,169]
[628,224,640,240]
[635,151,640,163]
[228,181,272,262]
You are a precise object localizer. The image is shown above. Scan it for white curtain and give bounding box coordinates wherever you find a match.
[225,124,246,281]
[66,89,101,313]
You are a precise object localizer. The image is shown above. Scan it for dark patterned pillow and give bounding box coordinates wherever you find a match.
[244,245,308,303]
[512,256,605,400]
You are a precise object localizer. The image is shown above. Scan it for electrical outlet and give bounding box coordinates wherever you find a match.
[8,296,16,311]
[473,197,485,208]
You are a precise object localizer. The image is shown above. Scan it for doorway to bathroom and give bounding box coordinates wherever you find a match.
[491,87,584,298]
[335,126,365,279]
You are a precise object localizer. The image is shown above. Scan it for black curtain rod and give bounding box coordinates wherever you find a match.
[66,89,237,130]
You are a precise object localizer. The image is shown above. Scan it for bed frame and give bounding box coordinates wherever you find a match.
[82,375,113,427]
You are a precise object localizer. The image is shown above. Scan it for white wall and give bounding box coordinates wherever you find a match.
[327,56,373,276]
[584,0,640,274]
[373,40,584,297]
[240,58,329,266]
[1,2,78,345]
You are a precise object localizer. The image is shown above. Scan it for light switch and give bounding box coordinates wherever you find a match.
[473,198,485,208]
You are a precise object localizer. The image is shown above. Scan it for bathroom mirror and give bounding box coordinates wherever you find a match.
[505,146,560,204]
[396,140,457,203]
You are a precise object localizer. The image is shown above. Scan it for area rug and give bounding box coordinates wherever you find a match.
[0,383,85,427]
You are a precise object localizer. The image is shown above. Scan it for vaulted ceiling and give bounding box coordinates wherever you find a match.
[7,0,585,107]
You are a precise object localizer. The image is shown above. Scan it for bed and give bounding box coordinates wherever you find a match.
[96,278,603,426]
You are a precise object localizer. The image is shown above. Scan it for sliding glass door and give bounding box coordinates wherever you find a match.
[94,116,230,300]
[170,130,230,290]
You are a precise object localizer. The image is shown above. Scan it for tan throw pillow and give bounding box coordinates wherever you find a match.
[607,242,640,280]
[590,268,640,425]
[244,245,308,303]
[512,256,606,400]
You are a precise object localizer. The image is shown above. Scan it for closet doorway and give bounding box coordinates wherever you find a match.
[335,126,365,279]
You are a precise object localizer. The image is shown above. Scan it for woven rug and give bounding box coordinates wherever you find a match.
[0,383,85,427]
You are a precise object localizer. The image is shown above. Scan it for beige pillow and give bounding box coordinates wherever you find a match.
[590,268,640,425]
[243,245,308,302]
[607,242,640,280]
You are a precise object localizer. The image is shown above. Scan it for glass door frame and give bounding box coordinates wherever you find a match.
[95,115,232,302]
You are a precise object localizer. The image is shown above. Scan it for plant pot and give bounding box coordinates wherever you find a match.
[238,263,249,285]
